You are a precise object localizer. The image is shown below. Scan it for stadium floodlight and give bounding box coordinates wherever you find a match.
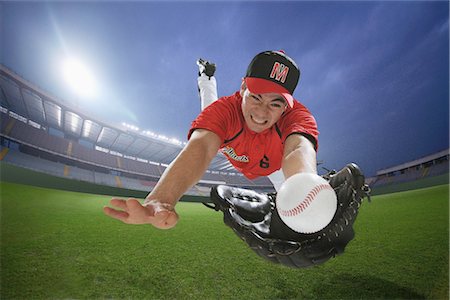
[169,138,182,146]
[142,130,157,137]
[62,57,98,98]
[141,129,183,145]
[122,122,139,131]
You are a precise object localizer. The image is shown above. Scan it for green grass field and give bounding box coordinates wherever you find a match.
[1,181,448,299]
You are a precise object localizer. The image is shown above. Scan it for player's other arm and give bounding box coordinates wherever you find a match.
[282,133,317,179]
[103,129,222,229]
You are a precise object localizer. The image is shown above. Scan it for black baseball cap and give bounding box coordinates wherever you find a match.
[244,50,300,108]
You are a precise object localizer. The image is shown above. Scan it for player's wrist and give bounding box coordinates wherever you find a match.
[143,199,175,211]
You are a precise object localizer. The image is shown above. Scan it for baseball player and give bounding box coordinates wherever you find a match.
[105,50,318,226]
[104,51,370,268]
[195,55,316,191]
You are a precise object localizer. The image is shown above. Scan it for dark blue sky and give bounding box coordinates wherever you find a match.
[1,1,448,176]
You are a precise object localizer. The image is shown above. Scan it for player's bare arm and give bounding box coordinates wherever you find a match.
[282,133,317,179]
[103,129,222,229]
[146,129,222,206]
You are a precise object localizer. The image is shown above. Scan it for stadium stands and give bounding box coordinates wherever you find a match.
[0,64,274,195]
[370,149,449,188]
[2,147,66,177]
[0,61,449,196]
[2,62,449,199]
[1,132,270,191]
[2,63,448,198]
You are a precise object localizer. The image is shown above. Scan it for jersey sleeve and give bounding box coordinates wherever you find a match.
[188,94,240,143]
[278,101,319,150]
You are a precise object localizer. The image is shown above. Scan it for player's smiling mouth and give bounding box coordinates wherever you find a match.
[250,115,268,125]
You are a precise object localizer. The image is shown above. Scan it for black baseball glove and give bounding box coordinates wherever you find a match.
[203,163,371,268]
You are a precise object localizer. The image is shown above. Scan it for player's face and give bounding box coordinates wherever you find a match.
[240,83,287,133]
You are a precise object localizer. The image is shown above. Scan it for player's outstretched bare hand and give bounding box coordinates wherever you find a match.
[103,198,179,229]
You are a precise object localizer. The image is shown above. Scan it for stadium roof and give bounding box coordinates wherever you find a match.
[0,64,234,170]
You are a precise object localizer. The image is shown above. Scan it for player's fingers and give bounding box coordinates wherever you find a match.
[103,206,129,222]
[110,198,128,210]
[126,198,149,216]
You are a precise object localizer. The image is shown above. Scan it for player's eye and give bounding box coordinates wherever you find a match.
[251,95,261,102]
[270,103,282,108]
[270,102,287,112]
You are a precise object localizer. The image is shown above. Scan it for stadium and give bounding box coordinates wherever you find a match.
[1,62,449,299]
[1,2,449,299]
[2,63,447,197]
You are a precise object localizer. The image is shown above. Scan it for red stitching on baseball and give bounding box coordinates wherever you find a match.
[279,183,334,217]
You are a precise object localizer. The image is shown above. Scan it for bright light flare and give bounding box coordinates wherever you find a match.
[62,57,98,98]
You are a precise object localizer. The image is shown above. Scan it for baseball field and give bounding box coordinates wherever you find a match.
[1,181,448,299]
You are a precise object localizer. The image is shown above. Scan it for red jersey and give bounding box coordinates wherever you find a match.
[188,92,319,179]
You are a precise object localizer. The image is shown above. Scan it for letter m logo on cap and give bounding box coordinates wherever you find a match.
[270,62,289,83]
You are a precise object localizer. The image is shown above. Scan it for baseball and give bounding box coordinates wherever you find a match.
[276,173,337,234]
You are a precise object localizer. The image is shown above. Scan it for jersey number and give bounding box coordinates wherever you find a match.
[259,155,270,169]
